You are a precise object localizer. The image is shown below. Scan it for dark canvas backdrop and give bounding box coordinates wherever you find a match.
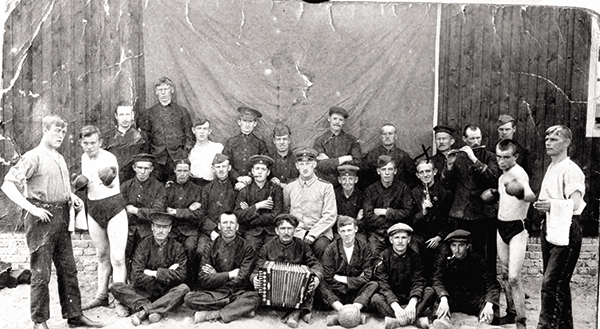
[143,0,438,156]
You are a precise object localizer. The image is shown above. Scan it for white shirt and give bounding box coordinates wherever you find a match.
[188,140,224,181]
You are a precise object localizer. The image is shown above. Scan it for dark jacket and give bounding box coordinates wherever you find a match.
[363,179,414,236]
[198,235,255,291]
[322,237,374,295]
[373,246,426,305]
[270,150,299,184]
[234,180,283,236]
[223,132,269,181]
[362,145,418,188]
[252,237,323,282]
[313,130,362,186]
[121,177,166,236]
[411,181,451,241]
[166,180,203,236]
[200,178,237,235]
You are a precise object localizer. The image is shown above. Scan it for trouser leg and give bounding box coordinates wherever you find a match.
[218,290,261,323]
[370,293,394,317]
[145,283,190,315]
[54,216,83,319]
[110,282,152,312]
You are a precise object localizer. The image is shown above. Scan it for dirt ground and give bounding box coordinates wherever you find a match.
[0,276,596,329]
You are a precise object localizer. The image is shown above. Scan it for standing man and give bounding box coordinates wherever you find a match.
[313,106,362,186]
[491,114,530,174]
[188,118,224,186]
[362,123,418,189]
[284,147,337,259]
[1,115,103,328]
[223,107,269,190]
[442,125,499,275]
[78,126,129,316]
[495,139,536,329]
[137,76,195,182]
[270,124,299,189]
[334,165,366,244]
[185,212,261,324]
[110,212,189,325]
[363,155,414,255]
[430,125,456,181]
[533,125,586,329]
[103,103,146,182]
[234,155,283,255]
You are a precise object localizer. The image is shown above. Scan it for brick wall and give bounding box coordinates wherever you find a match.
[0,232,597,284]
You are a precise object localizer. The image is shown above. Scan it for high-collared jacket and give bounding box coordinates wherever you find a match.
[166,180,203,236]
[373,247,426,305]
[223,132,269,181]
[198,234,255,291]
[313,129,362,185]
[363,179,414,237]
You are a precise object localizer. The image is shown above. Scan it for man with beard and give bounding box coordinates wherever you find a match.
[270,124,299,189]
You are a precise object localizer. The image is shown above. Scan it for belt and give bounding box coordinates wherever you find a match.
[27,198,71,209]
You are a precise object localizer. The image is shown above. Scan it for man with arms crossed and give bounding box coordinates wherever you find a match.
[533,125,586,329]
[494,139,535,329]
[79,126,129,316]
[2,116,102,328]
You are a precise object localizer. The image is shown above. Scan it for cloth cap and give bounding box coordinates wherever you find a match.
[150,212,173,225]
[238,106,262,120]
[497,114,516,127]
[131,153,155,165]
[444,229,471,242]
[329,106,349,118]
[387,223,413,236]
[377,155,394,168]
[293,147,318,162]
[212,153,229,165]
[250,154,274,168]
[433,125,456,136]
[72,175,89,191]
[337,164,359,176]
[273,124,291,137]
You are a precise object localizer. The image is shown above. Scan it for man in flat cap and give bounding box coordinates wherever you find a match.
[362,123,418,190]
[270,124,299,189]
[370,223,435,329]
[111,212,190,325]
[223,106,269,191]
[185,212,260,324]
[313,106,362,186]
[188,118,224,187]
[430,125,457,181]
[121,153,167,277]
[137,77,195,182]
[284,147,337,259]
[441,124,499,276]
[363,155,414,255]
[235,154,284,255]
[489,114,530,174]
[334,164,366,244]
[197,153,237,256]
[431,230,501,329]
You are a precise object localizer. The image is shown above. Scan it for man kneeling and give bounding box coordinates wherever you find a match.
[184,212,261,323]
[110,212,189,326]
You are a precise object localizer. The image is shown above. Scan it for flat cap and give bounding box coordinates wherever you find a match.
[238,106,262,120]
[497,114,516,126]
[250,154,274,168]
[377,155,394,168]
[329,106,349,118]
[212,153,230,165]
[150,212,173,225]
[131,153,155,164]
[433,125,456,136]
[337,164,359,176]
[273,124,291,137]
[444,229,471,242]
[294,147,318,162]
[387,222,413,236]
[72,175,89,192]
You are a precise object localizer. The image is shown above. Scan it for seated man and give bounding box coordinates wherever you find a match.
[234,155,283,255]
[334,165,366,244]
[252,214,323,328]
[188,118,224,186]
[320,216,377,326]
[270,124,299,189]
[184,212,261,323]
[110,212,190,326]
[370,223,435,329]
[431,230,501,329]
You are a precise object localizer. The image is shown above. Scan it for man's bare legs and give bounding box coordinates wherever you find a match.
[497,229,528,327]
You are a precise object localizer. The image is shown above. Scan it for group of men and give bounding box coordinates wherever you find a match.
[1,76,586,329]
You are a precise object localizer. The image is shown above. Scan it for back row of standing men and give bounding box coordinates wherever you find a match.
[2,76,585,329]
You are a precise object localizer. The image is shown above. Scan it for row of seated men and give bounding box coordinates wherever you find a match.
[116,208,498,329]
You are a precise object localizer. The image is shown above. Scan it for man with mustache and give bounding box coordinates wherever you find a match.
[430,125,457,181]
[284,147,337,259]
[251,214,323,328]
[313,106,362,186]
[185,212,260,323]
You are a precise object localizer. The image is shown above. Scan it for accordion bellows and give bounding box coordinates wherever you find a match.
[257,261,313,309]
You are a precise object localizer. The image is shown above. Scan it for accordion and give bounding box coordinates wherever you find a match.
[257,261,313,309]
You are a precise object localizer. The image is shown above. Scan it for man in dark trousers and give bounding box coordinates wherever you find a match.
[2,115,103,329]
[137,76,195,182]
[184,212,261,323]
[431,230,501,329]
[111,212,189,325]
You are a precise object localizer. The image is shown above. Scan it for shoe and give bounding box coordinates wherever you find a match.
[326,314,339,326]
[193,310,219,324]
[301,311,311,323]
[384,317,401,329]
[499,313,516,325]
[286,310,301,328]
[33,322,49,329]
[114,303,129,317]
[81,298,109,311]
[148,313,162,323]
[130,309,148,326]
[432,317,453,329]
[67,315,104,328]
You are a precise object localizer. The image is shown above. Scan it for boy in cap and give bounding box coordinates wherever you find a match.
[223,106,269,190]
[234,154,283,254]
[188,118,224,186]
[110,212,190,325]
[284,147,337,259]
[197,153,237,255]
[313,106,362,186]
[270,123,299,189]
[363,155,414,255]
[370,223,435,329]
[431,230,501,329]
